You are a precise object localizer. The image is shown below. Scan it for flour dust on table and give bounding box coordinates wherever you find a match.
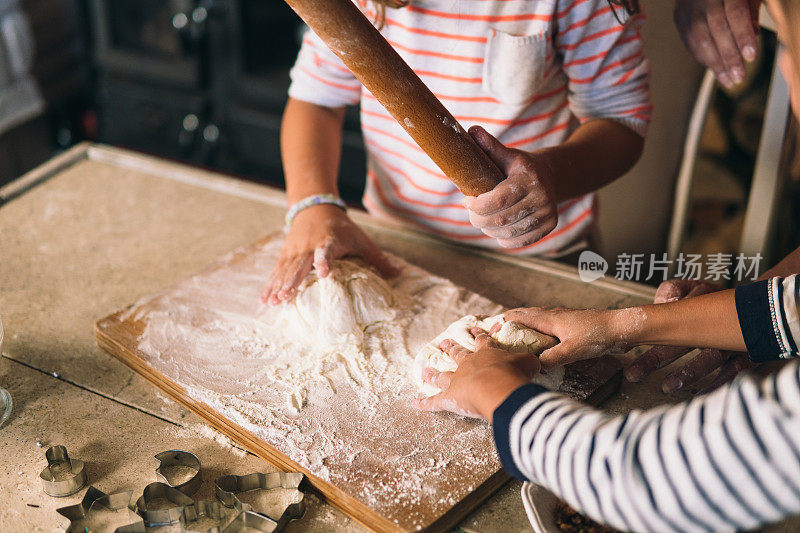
[413,314,565,398]
[123,236,507,523]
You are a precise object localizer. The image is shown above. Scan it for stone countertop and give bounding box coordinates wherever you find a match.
[0,144,796,532]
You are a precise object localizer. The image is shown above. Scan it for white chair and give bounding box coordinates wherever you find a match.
[666,6,793,268]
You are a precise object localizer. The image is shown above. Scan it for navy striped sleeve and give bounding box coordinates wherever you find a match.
[491,361,800,533]
[736,276,800,362]
[492,383,550,481]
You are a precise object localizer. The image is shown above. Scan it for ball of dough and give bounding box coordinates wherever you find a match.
[261,260,396,348]
[413,314,564,397]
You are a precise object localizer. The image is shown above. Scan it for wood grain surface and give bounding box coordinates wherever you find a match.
[95,234,621,533]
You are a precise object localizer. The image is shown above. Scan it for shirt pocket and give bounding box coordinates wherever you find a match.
[482,26,550,105]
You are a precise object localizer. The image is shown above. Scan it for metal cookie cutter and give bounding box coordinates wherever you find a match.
[56,486,144,533]
[222,510,282,533]
[155,449,202,495]
[134,481,194,527]
[39,445,87,497]
[214,472,306,531]
[179,500,228,533]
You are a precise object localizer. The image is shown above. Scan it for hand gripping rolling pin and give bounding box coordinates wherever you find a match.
[283,0,506,197]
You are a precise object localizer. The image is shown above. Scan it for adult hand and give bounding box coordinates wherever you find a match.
[415,328,541,421]
[674,0,761,88]
[502,307,633,367]
[624,278,753,394]
[261,204,399,305]
[465,126,558,249]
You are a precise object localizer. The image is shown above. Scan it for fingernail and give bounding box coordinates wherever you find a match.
[463,196,474,209]
[718,73,734,89]
[662,375,683,394]
[743,45,757,62]
[732,68,745,84]
[624,366,643,383]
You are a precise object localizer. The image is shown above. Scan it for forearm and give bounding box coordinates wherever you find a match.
[759,245,800,279]
[614,290,746,352]
[281,98,346,203]
[533,119,643,202]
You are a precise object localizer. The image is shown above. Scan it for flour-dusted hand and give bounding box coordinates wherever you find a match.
[261,205,399,305]
[465,126,558,249]
[624,278,752,393]
[502,307,638,367]
[674,0,761,88]
[415,328,540,421]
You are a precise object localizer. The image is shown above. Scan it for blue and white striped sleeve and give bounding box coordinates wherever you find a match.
[735,275,800,362]
[493,361,800,533]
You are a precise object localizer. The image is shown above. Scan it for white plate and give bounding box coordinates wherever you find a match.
[521,482,561,533]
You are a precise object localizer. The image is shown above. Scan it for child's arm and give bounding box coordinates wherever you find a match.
[262,98,398,305]
[262,31,398,305]
[281,98,345,205]
[417,331,800,532]
[465,1,650,249]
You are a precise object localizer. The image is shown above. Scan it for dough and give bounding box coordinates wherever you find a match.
[413,314,564,397]
[261,259,398,349]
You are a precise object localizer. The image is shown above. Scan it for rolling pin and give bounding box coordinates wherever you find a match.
[283,0,506,197]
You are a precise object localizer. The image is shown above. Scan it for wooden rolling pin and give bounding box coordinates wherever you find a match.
[283,0,506,197]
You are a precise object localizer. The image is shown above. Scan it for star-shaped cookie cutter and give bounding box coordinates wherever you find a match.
[55,486,144,533]
[134,481,194,527]
[214,472,306,531]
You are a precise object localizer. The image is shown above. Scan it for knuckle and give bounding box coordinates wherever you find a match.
[492,214,509,227]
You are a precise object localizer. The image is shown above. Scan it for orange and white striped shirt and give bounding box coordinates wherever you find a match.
[288,0,651,256]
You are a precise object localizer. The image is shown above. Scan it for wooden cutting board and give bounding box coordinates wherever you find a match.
[95,233,622,533]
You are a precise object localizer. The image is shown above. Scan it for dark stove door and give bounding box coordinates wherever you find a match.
[90,0,207,89]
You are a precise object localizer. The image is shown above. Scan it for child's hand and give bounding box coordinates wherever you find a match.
[261,205,399,305]
[415,328,540,421]
[466,126,558,249]
[624,279,752,394]
[502,307,632,367]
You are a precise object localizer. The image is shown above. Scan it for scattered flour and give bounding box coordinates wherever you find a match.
[125,237,505,528]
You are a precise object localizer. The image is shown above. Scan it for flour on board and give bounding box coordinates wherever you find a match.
[125,237,505,525]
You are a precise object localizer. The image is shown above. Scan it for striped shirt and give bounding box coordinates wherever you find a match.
[493,275,800,532]
[288,0,651,256]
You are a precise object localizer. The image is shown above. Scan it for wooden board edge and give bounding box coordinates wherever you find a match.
[96,317,504,533]
[585,370,623,407]
[423,470,511,533]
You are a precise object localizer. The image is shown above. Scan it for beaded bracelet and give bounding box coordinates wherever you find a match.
[284,193,347,227]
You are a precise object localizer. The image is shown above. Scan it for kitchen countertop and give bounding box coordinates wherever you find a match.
[1,143,797,532]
